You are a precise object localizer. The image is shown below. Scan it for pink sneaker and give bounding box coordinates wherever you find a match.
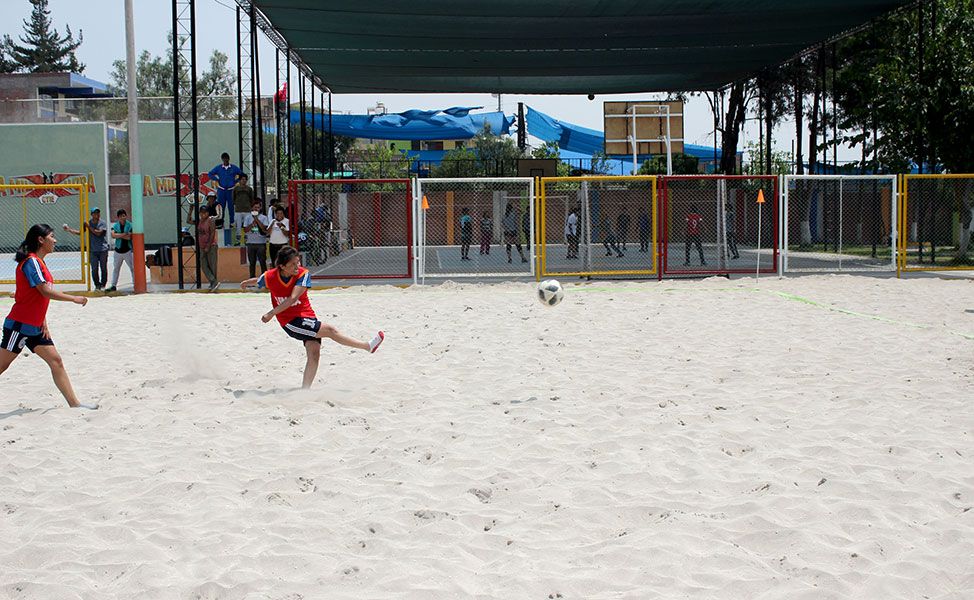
[369,331,385,354]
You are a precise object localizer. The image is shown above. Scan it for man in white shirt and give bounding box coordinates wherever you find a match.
[565,206,579,259]
[268,205,291,264]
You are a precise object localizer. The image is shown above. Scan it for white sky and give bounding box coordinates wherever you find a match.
[2,0,863,162]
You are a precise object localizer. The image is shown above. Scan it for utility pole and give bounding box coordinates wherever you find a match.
[125,0,147,293]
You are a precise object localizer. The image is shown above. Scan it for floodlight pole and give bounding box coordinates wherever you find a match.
[125,0,147,294]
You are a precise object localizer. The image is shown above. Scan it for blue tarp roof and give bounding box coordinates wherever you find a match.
[291,106,514,141]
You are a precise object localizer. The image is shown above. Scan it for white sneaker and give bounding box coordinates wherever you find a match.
[369,331,385,354]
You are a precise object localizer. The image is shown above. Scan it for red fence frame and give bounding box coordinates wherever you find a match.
[287,178,413,280]
[659,175,778,276]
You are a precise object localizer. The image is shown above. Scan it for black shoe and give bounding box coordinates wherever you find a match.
[617,253,624,258]
[521,257,528,263]
[508,257,512,263]
[106,286,117,292]
[701,261,707,266]
[605,251,612,256]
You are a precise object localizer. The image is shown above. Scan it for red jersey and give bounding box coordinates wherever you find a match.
[259,267,316,326]
[7,254,52,327]
[686,213,703,236]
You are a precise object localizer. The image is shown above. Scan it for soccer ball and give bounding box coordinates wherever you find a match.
[537,279,564,307]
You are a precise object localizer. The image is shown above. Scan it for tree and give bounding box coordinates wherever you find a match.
[345,143,415,179]
[637,153,700,175]
[473,124,523,176]
[530,141,571,177]
[0,40,17,73]
[4,0,84,73]
[432,147,480,178]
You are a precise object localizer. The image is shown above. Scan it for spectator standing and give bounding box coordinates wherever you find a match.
[502,204,528,264]
[725,201,740,259]
[459,207,473,261]
[197,205,219,291]
[617,212,632,250]
[684,204,706,266]
[638,211,651,253]
[62,207,109,290]
[207,152,243,244]
[233,174,255,245]
[599,217,624,258]
[479,211,493,255]
[242,199,270,277]
[268,205,290,264]
[106,209,135,293]
[565,206,579,259]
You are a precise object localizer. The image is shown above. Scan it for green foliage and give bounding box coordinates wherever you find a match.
[638,153,700,175]
[473,123,523,175]
[833,0,974,172]
[742,142,792,175]
[1,0,84,73]
[431,146,480,178]
[589,151,612,175]
[345,143,415,179]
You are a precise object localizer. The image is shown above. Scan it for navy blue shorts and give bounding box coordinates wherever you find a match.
[1,319,54,355]
[282,317,322,343]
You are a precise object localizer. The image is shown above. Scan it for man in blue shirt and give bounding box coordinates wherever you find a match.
[207,152,243,242]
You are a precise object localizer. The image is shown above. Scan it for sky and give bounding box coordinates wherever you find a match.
[2,0,863,163]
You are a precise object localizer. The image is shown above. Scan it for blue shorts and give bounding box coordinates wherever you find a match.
[216,188,235,222]
[282,317,322,343]
[2,318,54,355]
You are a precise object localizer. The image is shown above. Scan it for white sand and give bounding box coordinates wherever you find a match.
[1,276,972,599]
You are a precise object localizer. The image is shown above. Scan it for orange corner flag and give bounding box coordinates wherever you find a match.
[756,189,766,204]
[422,195,429,210]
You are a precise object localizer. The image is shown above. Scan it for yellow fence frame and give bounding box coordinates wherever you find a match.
[539,175,658,278]
[898,173,974,275]
[0,183,89,287]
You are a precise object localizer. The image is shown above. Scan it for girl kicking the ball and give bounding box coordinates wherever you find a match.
[240,246,384,389]
[0,224,96,409]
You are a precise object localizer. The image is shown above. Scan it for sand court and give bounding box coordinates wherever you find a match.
[1,276,972,599]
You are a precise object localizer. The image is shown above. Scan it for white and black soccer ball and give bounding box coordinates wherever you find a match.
[537,279,565,307]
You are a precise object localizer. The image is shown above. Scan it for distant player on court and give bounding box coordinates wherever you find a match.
[0,224,96,409]
[240,246,384,389]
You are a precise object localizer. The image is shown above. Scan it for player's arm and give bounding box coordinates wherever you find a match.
[36,283,87,306]
[62,224,81,236]
[88,223,106,236]
[240,276,260,290]
[262,284,306,323]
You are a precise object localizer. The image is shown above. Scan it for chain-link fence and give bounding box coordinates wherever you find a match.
[539,176,657,277]
[288,179,412,280]
[661,175,777,276]
[782,175,897,273]
[899,174,974,273]
[0,183,89,285]
[415,178,534,279]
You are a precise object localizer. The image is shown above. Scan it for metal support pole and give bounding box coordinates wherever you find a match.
[172,0,183,289]
[310,83,316,176]
[275,47,282,199]
[125,0,146,293]
[328,91,334,173]
[254,15,266,201]
[299,73,306,179]
[517,102,526,152]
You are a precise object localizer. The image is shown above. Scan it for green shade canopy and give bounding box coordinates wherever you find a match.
[253,0,913,94]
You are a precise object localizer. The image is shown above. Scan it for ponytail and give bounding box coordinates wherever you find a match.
[15,223,54,263]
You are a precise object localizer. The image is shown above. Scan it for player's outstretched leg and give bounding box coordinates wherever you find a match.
[316,323,384,353]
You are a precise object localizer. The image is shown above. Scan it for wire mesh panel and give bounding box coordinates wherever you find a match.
[661,175,777,276]
[539,176,657,277]
[782,175,897,273]
[0,183,88,285]
[416,178,534,278]
[288,179,412,279]
[899,175,974,273]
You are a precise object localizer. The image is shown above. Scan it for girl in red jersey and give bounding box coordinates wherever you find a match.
[240,246,384,389]
[1,224,96,409]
